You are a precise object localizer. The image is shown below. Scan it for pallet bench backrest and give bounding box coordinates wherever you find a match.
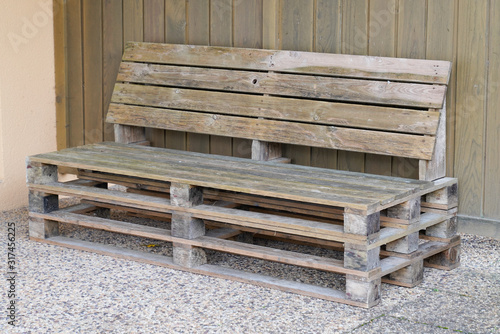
[106,42,451,181]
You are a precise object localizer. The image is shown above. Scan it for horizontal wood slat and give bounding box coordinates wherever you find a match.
[107,104,436,159]
[31,210,378,277]
[110,83,440,135]
[122,42,452,84]
[116,62,447,109]
[87,142,432,190]
[27,181,368,243]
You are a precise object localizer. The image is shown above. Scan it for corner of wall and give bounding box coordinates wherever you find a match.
[0,0,56,210]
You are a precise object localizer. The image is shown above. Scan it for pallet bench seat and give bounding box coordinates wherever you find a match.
[27,42,459,308]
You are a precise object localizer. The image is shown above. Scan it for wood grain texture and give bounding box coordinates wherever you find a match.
[393,0,427,179]
[165,0,186,43]
[122,42,452,84]
[53,0,68,149]
[280,0,313,52]
[419,104,447,181]
[66,1,84,147]
[110,83,440,134]
[339,0,369,172]
[116,62,447,108]
[364,0,396,176]
[186,0,210,153]
[165,0,187,150]
[102,0,123,142]
[123,0,144,45]
[28,143,438,212]
[263,0,279,49]
[232,0,262,158]
[107,104,436,159]
[484,0,500,219]
[209,0,233,156]
[455,0,487,217]
[83,0,103,144]
[312,0,341,169]
[427,0,457,177]
[144,0,166,148]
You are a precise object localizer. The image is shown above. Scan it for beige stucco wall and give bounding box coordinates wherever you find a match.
[0,0,56,210]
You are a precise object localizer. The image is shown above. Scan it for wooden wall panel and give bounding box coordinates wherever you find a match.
[339,0,367,172]
[54,0,500,223]
[83,0,103,145]
[280,0,313,166]
[144,0,166,148]
[165,0,187,151]
[102,0,123,142]
[393,0,426,179]
[232,0,263,158]
[123,0,143,45]
[310,0,341,169]
[54,0,67,150]
[484,0,500,218]
[186,0,210,153]
[426,0,458,177]
[455,0,488,217]
[209,0,233,156]
[66,1,84,147]
[364,0,396,176]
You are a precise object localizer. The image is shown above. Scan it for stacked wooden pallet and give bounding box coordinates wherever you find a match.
[27,43,459,308]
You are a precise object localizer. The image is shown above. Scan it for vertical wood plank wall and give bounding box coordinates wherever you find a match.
[54,0,500,224]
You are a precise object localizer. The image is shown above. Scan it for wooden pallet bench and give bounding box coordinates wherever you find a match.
[27,42,459,308]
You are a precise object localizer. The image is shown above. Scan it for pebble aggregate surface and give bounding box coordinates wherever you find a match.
[0,201,499,334]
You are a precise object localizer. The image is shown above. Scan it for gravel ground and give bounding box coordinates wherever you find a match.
[1,201,499,334]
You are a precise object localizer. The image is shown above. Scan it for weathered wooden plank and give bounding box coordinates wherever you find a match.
[31,210,377,277]
[66,1,84,147]
[102,0,123,142]
[32,150,398,206]
[419,104,447,181]
[122,42,452,84]
[74,142,434,191]
[114,124,146,144]
[107,104,436,159]
[143,0,166,148]
[27,181,369,242]
[116,63,447,109]
[164,0,187,151]
[77,169,420,222]
[110,84,440,135]
[455,0,488,217]
[484,0,500,219]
